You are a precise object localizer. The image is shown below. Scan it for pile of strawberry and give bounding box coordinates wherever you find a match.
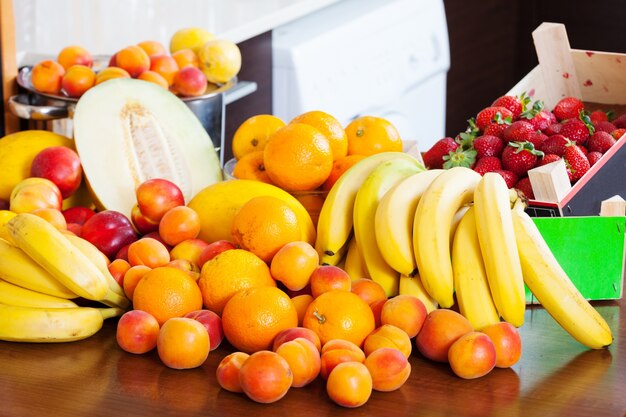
[423,93,626,200]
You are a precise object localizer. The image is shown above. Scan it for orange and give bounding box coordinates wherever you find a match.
[322,154,366,191]
[290,110,348,160]
[222,286,298,353]
[345,116,403,156]
[131,266,203,325]
[232,114,286,160]
[232,150,274,184]
[197,248,276,315]
[263,123,333,192]
[302,290,375,346]
[231,196,302,263]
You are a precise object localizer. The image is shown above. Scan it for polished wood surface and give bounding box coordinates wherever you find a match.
[1,298,624,417]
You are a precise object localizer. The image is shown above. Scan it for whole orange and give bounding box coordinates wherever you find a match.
[197,248,276,315]
[231,196,302,263]
[222,286,298,353]
[232,150,274,184]
[232,114,286,160]
[303,290,375,347]
[290,110,348,160]
[346,116,403,156]
[132,266,203,325]
[263,123,333,191]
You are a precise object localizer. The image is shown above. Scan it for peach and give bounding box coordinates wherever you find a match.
[149,54,179,86]
[291,294,314,326]
[448,331,497,379]
[270,241,319,291]
[309,265,351,298]
[10,177,63,213]
[363,324,412,358]
[61,64,96,97]
[57,45,93,70]
[216,351,249,392]
[197,239,236,268]
[184,309,223,351]
[169,238,209,268]
[272,326,321,352]
[320,339,365,380]
[136,178,185,223]
[137,40,167,58]
[116,310,160,354]
[172,48,200,69]
[381,294,428,338]
[157,317,209,369]
[364,347,411,392]
[30,146,83,199]
[95,66,131,85]
[172,66,207,97]
[31,208,67,230]
[115,45,151,78]
[137,70,169,89]
[415,309,473,363]
[108,258,131,287]
[238,350,293,403]
[31,60,65,94]
[351,278,388,306]
[326,362,372,408]
[131,204,159,234]
[275,338,321,387]
[166,258,200,281]
[480,321,522,368]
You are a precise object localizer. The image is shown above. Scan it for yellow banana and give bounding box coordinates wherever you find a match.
[0,303,123,342]
[451,206,501,330]
[511,205,613,349]
[0,279,78,309]
[398,273,438,313]
[7,213,110,302]
[315,151,424,265]
[0,237,77,299]
[353,157,424,296]
[374,169,444,276]
[343,237,369,281]
[473,172,525,327]
[413,166,482,308]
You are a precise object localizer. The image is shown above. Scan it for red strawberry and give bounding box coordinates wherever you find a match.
[559,118,592,144]
[483,121,510,138]
[514,177,535,200]
[442,147,477,169]
[539,134,568,156]
[492,170,519,188]
[593,120,617,134]
[492,95,527,119]
[538,153,562,167]
[589,110,609,123]
[473,156,502,176]
[612,114,626,129]
[528,109,557,132]
[476,106,513,131]
[553,97,585,121]
[612,128,626,140]
[473,135,504,159]
[528,132,548,150]
[587,151,603,166]
[564,142,591,182]
[503,120,536,143]
[423,137,459,169]
[501,141,544,177]
[587,131,616,154]
[544,122,562,136]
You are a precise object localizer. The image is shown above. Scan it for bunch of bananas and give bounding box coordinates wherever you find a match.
[0,213,128,342]
[316,152,613,349]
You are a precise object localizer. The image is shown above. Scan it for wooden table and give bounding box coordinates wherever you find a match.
[1,298,624,417]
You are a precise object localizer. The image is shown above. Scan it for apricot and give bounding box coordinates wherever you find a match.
[61,64,95,97]
[320,339,365,380]
[291,294,314,326]
[157,317,210,369]
[31,60,65,94]
[273,326,321,352]
[481,322,522,368]
[159,206,201,246]
[326,362,372,408]
[381,294,428,338]
[95,67,131,85]
[238,350,293,403]
[309,265,351,298]
[127,237,170,268]
[364,347,411,392]
[370,298,386,328]
[149,54,179,86]
[275,338,321,387]
[415,309,473,363]
[270,241,319,291]
[31,208,67,230]
[363,324,412,358]
[172,66,207,97]
[167,259,200,281]
[108,258,131,287]
[122,264,151,300]
[137,70,169,89]
[172,48,200,69]
[448,331,497,379]
[116,310,160,354]
[184,309,223,351]
[351,278,388,306]
[216,351,249,392]
[137,40,167,58]
[10,177,63,213]
[169,238,209,268]
[57,45,93,70]
[115,45,151,78]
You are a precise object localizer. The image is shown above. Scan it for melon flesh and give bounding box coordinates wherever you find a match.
[72,78,222,218]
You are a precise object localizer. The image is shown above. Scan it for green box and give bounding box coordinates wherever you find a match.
[526,216,626,303]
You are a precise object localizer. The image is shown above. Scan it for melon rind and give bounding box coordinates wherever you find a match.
[72,78,222,218]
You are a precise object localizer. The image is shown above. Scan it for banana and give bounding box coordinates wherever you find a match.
[343,237,369,281]
[473,172,525,327]
[451,206,501,330]
[7,213,110,302]
[511,205,613,349]
[413,166,481,308]
[0,279,78,309]
[353,157,424,296]
[0,238,77,299]
[374,169,444,276]
[399,273,438,313]
[0,303,124,342]
[315,151,424,265]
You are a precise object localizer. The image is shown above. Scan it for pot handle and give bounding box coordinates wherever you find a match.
[8,94,70,120]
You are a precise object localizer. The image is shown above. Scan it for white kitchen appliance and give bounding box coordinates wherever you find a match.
[272,0,450,150]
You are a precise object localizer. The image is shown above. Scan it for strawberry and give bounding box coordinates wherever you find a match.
[492,170,519,188]
[559,118,593,145]
[529,109,556,132]
[483,121,510,138]
[473,135,504,159]
[587,131,616,154]
[589,109,610,123]
[538,153,562,167]
[476,106,513,131]
[564,142,591,182]
[587,151,603,166]
[503,120,536,143]
[492,94,529,119]
[514,177,534,200]
[553,97,584,121]
[539,134,568,156]
[528,132,548,150]
[501,141,544,176]
[423,137,459,169]
[612,128,626,140]
[593,120,617,134]
[442,147,477,169]
[544,122,562,136]
[473,156,502,176]
[612,114,626,129]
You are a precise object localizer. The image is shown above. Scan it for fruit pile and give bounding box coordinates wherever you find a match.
[29,27,241,99]
[423,94,626,199]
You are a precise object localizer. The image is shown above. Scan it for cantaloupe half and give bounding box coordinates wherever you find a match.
[72,78,222,218]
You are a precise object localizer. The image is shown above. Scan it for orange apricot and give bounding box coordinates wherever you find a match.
[326,362,372,408]
[351,278,387,306]
[172,48,200,69]
[448,331,497,379]
[270,241,319,291]
[380,294,428,338]
[480,322,522,368]
[363,324,412,358]
[115,45,151,78]
[364,347,411,392]
[157,317,210,369]
[291,294,314,327]
[158,206,201,246]
[137,70,169,89]
[273,326,321,352]
[168,238,209,269]
[116,310,160,354]
[149,54,179,86]
[275,338,321,388]
[31,60,65,94]
[320,339,365,380]
[238,350,293,403]
[108,258,131,287]
[309,265,351,298]
[31,208,67,230]
[95,67,131,85]
[137,40,167,58]
[57,45,93,70]
[122,264,152,300]
[415,309,473,363]
[127,237,171,268]
[216,351,250,392]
